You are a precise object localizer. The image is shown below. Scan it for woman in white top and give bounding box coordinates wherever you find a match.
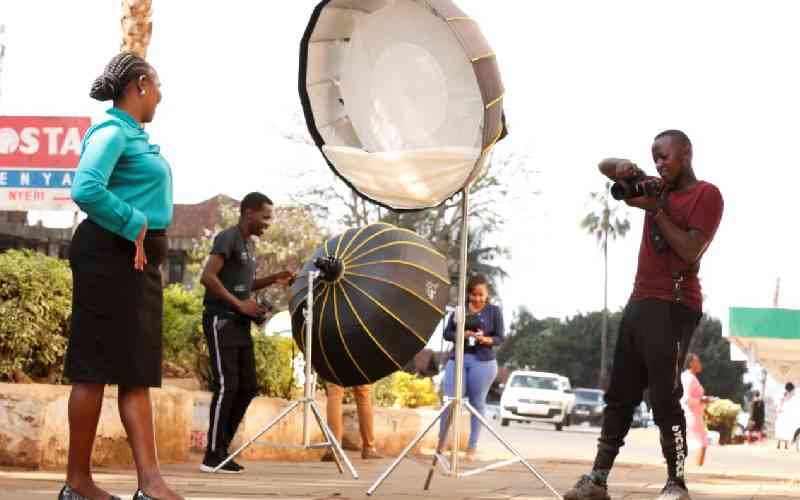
[775,382,796,450]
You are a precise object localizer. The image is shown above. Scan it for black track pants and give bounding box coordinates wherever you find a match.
[593,299,701,480]
[204,314,259,457]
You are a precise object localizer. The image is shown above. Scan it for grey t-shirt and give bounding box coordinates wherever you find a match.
[203,225,256,316]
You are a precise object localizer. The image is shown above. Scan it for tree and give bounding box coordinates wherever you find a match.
[499,308,750,401]
[497,307,559,367]
[581,182,630,388]
[689,316,750,403]
[120,0,152,58]
[187,201,327,311]
[499,308,623,389]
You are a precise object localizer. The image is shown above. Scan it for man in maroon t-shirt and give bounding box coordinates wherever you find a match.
[565,130,723,500]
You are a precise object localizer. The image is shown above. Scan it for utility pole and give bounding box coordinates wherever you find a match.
[763,277,780,395]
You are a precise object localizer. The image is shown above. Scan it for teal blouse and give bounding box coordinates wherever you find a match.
[71,108,173,241]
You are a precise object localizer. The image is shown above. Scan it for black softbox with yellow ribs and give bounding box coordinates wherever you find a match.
[288,223,450,386]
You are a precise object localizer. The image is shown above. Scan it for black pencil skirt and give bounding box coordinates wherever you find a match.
[64,219,167,387]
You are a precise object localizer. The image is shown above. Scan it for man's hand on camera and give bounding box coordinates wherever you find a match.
[237,298,267,318]
[626,196,659,211]
[615,160,644,180]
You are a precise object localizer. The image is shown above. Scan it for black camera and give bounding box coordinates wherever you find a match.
[314,256,344,282]
[253,294,274,324]
[610,175,662,201]
[465,314,482,332]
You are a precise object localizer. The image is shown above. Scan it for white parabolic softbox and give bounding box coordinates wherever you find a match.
[299,0,507,211]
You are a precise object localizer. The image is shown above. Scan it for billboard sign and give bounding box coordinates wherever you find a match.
[0,116,91,210]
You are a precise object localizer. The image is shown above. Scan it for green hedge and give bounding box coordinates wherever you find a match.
[0,251,432,408]
[0,250,72,383]
[162,284,204,377]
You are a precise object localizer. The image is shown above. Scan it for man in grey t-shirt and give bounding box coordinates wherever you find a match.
[199,192,294,473]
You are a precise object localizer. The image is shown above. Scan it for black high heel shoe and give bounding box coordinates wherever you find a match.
[58,485,121,500]
[132,490,160,500]
[58,485,88,500]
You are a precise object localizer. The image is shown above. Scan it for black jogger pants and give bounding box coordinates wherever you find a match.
[593,298,701,481]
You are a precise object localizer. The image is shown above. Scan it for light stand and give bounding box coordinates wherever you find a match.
[213,269,359,479]
[366,187,561,498]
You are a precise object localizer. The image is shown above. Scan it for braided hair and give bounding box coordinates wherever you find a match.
[89,52,152,102]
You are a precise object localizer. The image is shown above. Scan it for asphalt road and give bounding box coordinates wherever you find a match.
[477,411,800,478]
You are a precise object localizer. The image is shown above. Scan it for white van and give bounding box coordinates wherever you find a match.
[499,370,576,431]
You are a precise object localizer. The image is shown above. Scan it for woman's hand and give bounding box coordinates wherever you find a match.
[473,329,490,345]
[134,221,148,271]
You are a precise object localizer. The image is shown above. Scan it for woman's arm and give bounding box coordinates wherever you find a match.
[443,312,456,342]
[681,373,705,411]
[489,305,505,346]
[477,305,505,347]
[71,123,146,241]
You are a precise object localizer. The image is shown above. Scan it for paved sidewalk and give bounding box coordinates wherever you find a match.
[2,452,798,500]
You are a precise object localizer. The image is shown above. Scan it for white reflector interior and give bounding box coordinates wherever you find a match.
[310,0,486,209]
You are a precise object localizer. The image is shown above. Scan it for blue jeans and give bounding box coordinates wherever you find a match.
[438,354,498,449]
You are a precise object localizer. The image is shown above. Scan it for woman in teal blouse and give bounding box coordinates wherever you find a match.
[60,53,183,500]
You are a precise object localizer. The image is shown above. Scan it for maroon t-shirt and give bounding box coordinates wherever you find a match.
[630,181,724,312]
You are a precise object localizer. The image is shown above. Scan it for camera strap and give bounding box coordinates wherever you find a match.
[655,189,699,304]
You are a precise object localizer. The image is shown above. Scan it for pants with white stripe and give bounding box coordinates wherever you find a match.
[203,313,259,458]
[593,299,700,481]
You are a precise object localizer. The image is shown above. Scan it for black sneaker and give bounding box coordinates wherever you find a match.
[563,474,611,500]
[655,478,691,500]
[200,453,242,474]
[229,459,245,472]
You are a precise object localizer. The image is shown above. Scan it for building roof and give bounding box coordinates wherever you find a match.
[170,194,238,240]
[0,211,28,224]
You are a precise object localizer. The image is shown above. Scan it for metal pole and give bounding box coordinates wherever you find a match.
[303,270,319,447]
[0,24,5,106]
[450,187,470,475]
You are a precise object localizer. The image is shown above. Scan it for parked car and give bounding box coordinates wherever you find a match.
[499,370,576,431]
[570,388,605,426]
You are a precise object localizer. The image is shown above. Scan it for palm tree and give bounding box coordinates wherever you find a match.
[121,0,153,58]
[581,182,630,388]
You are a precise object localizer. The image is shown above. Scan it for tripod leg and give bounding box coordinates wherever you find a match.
[308,400,343,474]
[425,401,455,490]
[366,402,450,496]
[214,400,301,473]
[310,400,359,479]
[423,455,438,491]
[463,401,562,499]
